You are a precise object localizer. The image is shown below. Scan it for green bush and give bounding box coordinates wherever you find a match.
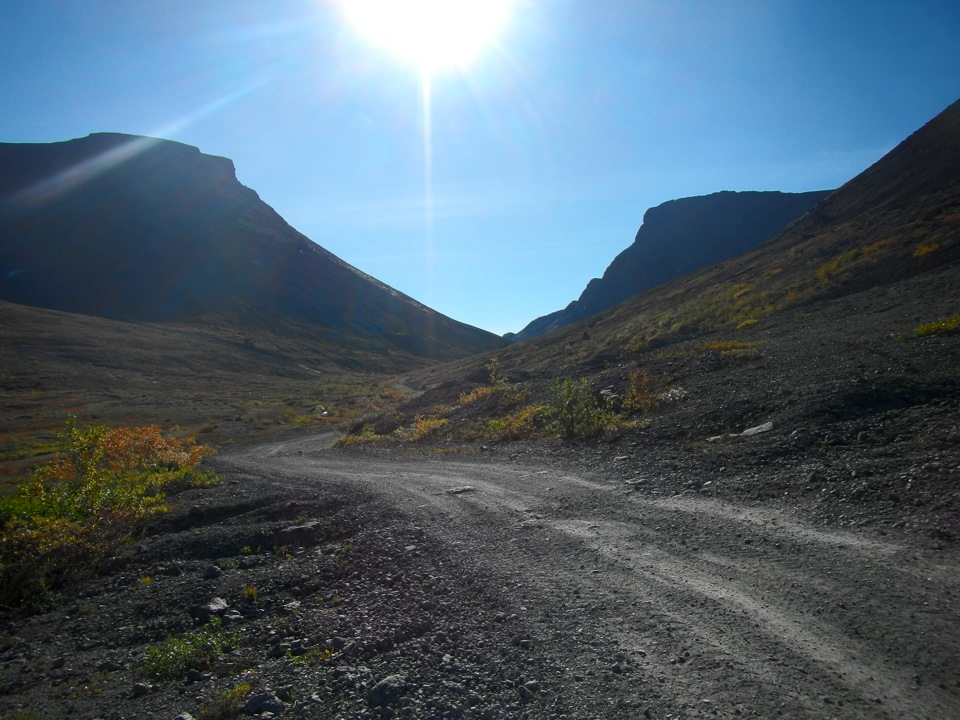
[546,378,616,439]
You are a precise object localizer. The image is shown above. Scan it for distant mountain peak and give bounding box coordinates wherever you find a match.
[510,189,832,341]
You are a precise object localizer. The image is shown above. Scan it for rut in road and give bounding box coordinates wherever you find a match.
[224,439,960,719]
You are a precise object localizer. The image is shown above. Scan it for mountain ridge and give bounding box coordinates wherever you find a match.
[510,189,833,340]
[0,132,503,362]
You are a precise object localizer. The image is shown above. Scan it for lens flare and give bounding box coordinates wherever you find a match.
[340,0,513,74]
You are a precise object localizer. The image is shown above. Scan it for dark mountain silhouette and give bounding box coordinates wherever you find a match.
[0,133,502,361]
[510,189,832,341]
[480,99,960,377]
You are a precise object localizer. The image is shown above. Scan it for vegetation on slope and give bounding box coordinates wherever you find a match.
[0,417,217,608]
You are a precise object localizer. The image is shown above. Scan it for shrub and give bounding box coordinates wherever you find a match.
[395,415,449,442]
[459,386,499,405]
[486,404,548,441]
[485,356,509,387]
[623,370,658,415]
[333,423,381,447]
[546,378,616,439]
[0,417,217,608]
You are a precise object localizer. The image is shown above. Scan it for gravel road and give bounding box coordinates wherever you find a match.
[2,432,958,720]
[217,433,960,720]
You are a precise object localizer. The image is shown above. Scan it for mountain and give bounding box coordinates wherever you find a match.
[0,133,502,362]
[510,189,832,341]
[446,99,960,381]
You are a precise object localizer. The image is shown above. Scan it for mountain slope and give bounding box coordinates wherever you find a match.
[0,133,502,361]
[490,99,960,373]
[512,189,832,340]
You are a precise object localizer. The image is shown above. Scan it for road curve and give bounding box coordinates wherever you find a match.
[221,434,960,720]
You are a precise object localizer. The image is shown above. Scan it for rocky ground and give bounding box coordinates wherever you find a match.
[1,414,958,720]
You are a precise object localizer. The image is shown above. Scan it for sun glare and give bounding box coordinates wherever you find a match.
[340,0,513,74]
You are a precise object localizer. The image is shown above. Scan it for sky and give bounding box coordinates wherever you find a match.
[1,1,959,336]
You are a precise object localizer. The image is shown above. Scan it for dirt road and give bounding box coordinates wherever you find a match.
[220,434,960,720]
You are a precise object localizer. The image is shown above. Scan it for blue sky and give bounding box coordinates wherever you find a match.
[2,1,959,335]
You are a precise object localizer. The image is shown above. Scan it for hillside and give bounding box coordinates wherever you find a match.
[340,98,960,538]
[0,133,502,361]
[511,189,832,340]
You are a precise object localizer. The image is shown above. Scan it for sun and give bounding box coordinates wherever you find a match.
[340,0,513,75]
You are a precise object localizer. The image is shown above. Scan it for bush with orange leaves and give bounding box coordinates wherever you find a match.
[0,416,217,608]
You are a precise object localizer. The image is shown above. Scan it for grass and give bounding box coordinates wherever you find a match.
[143,618,241,679]
[0,417,218,608]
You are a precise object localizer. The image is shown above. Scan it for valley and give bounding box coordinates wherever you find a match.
[1,99,958,719]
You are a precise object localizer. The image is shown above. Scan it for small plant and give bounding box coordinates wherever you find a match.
[459,386,499,405]
[914,316,960,337]
[333,423,381,447]
[485,357,509,387]
[290,647,333,665]
[731,282,752,299]
[140,576,153,586]
[395,415,448,442]
[486,404,548,442]
[243,585,258,602]
[623,370,659,416]
[143,618,240,679]
[620,336,650,360]
[198,682,252,720]
[913,242,940,257]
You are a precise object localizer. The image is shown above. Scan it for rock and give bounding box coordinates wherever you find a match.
[222,609,244,625]
[203,564,222,580]
[268,643,290,658]
[245,692,284,714]
[368,674,407,707]
[191,597,229,624]
[741,421,774,436]
[446,486,477,495]
[518,685,536,702]
[708,420,774,442]
[132,682,152,697]
[174,714,197,720]
[275,521,321,549]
